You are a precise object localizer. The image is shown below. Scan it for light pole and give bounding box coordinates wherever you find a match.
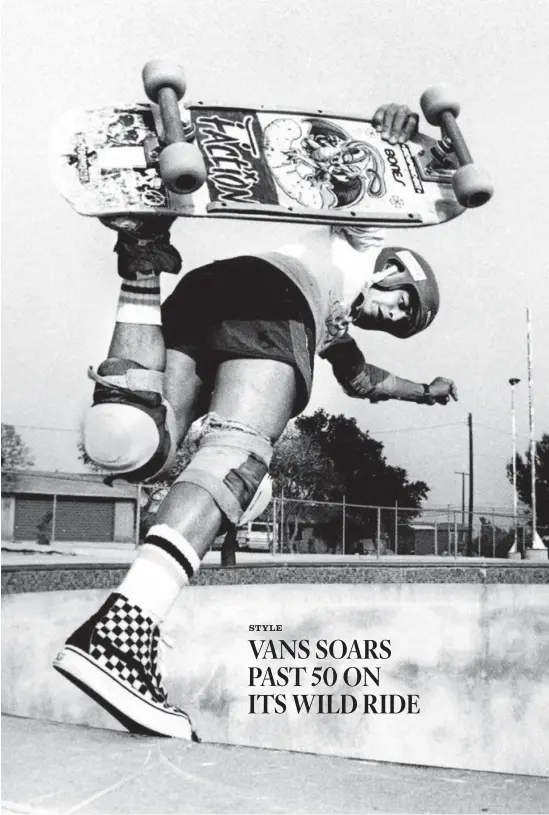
[509,377,520,550]
[467,413,474,557]
[526,308,538,546]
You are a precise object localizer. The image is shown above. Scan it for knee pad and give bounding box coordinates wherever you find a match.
[175,414,273,524]
[240,474,273,526]
[83,359,177,483]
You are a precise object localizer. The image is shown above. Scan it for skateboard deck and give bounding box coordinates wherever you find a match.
[51,102,467,228]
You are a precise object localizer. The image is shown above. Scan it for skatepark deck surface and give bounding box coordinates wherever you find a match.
[3,549,549,813]
[3,715,549,815]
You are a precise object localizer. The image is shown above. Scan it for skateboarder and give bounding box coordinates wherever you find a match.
[54,103,458,739]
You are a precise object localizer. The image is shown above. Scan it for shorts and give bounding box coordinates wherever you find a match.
[161,256,316,415]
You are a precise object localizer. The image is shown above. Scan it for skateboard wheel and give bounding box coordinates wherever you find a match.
[159,142,207,194]
[142,59,186,103]
[420,84,460,126]
[452,164,494,208]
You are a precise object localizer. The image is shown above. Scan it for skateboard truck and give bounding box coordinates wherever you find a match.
[428,136,456,170]
[142,59,207,194]
[420,85,493,208]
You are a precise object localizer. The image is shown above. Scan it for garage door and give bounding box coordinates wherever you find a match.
[56,497,114,542]
[14,495,54,541]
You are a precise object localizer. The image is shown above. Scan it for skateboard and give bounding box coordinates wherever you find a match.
[50,60,493,228]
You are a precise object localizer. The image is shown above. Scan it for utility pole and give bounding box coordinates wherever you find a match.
[454,470,468,526]
[467,413,474,556]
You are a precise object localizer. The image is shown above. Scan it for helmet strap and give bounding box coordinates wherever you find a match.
[371,262,401,288]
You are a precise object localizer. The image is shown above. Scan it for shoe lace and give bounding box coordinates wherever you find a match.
[150,628,174,701]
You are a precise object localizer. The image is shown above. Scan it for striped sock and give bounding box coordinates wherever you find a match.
[116,275,162,326]
[118,524,201,621]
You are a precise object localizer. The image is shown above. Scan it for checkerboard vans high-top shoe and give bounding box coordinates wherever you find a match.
[53,592,196,740]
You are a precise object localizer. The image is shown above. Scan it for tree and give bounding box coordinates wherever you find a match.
[271,409,430,553]
[1,423,34,489]
[270,423,341,551]
[506,433,549,528]
[294,409,429,511]
[270,424,343,501]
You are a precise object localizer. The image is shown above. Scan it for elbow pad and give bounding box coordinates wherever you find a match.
[336,365,394,400]
[322,336,394,401]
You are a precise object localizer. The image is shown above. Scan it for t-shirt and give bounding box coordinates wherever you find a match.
[256,225,385,354]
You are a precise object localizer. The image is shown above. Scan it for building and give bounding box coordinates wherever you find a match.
[1,470,139,544]
[408,521,468,556]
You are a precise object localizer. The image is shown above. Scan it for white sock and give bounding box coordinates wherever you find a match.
[116,274,162,326]
[118,524,201,621]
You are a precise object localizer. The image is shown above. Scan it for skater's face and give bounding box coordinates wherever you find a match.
[353,285,415,331]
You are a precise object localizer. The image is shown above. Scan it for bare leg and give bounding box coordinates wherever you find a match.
[164,348,208,442]
[155,357,298,558]
[108,323,165,372]
[103,329,205,444]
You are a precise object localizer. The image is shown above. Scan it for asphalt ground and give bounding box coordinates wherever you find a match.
[3,715,549,815]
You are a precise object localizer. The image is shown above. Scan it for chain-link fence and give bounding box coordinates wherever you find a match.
[2,469,546,559]
[269,496,543,558]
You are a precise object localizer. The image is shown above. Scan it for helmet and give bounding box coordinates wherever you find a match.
[371,247,440,338]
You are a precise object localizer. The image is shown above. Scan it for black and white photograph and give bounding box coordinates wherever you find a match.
[2,1,549,813]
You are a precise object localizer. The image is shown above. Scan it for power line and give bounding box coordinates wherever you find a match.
[9,419,536,440]
[476,451,512,461]
[369,422,464,435]
[475,421,530,441]
[5,425,81,433]
[9,420,467,438]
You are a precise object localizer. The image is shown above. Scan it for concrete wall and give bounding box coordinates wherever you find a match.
[2,582,549,775]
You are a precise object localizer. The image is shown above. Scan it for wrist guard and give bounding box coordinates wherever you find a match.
[421,383,436,405]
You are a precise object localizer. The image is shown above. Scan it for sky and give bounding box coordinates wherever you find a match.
[2,0,548,516]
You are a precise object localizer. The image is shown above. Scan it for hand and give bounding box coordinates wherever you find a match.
[427,377,459,405]
[372,104,419,144]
